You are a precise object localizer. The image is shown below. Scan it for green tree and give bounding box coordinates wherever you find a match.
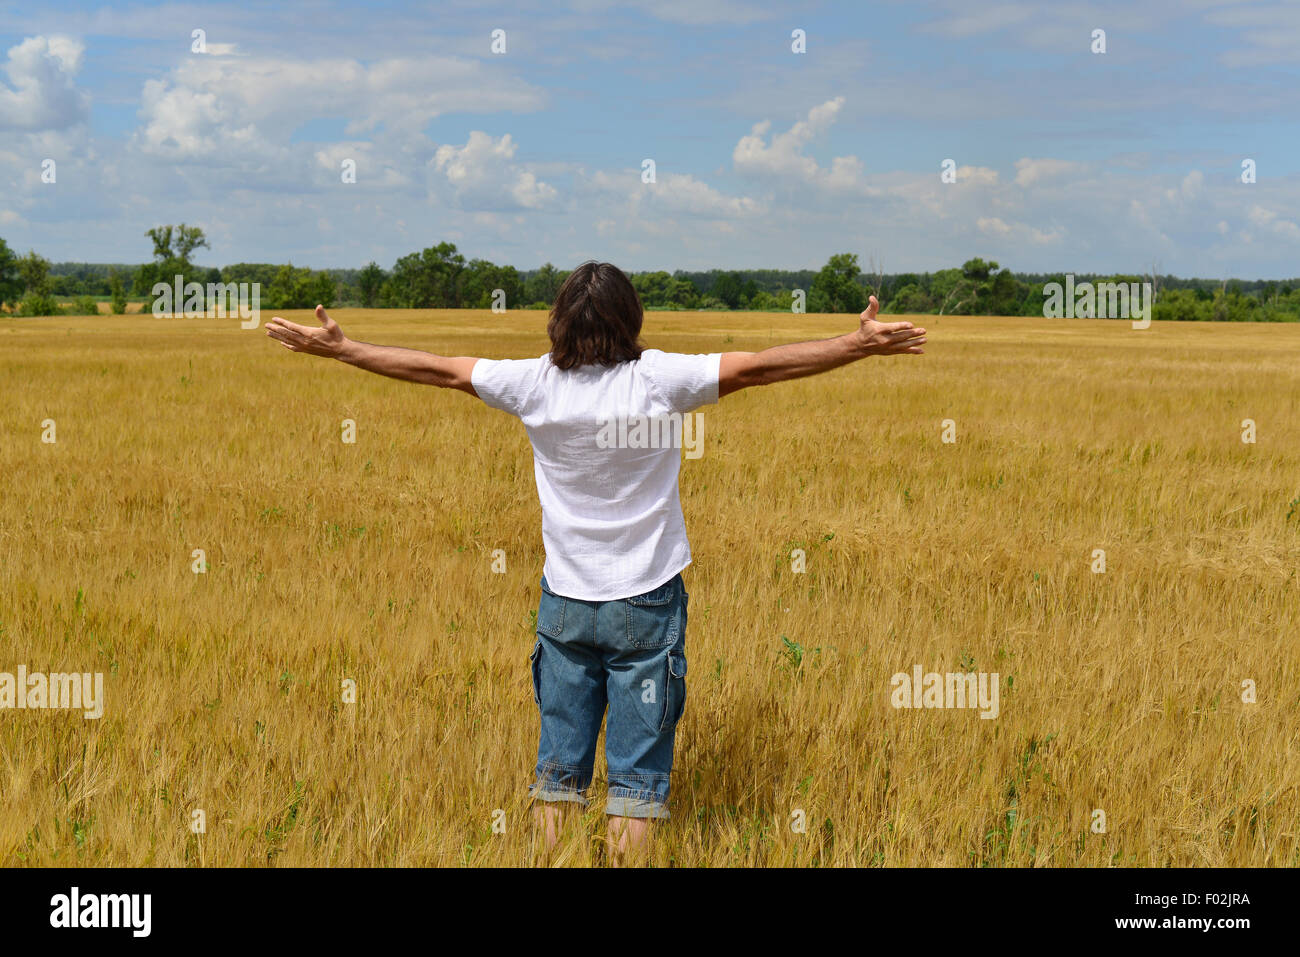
[524,262,565,306]
[266,264,337,309]
[461,259,523,309]
[984,268,1025,316]
[110,271,128,314]
[310,270,336,308]
[388,242,467,308]
[146,225,174,263]
[713,271,743,309]
[18,250,52,295]
[174,225,210,266]
[632,271,701,309]
[357,262,385,308]
[747,289,790,311]
[0,238,20,308]
[220,263,281,288]
[15,250,60,315]
[887,283,936,314]
[665,276,700,308]
[949,258,1025,316]
[139,224,209,311]
[1152,288,1204,322]
[928,259,1012,315]
[631,271,671,305]
[146,224,209,268]
[960,257,996,282]
[809,253,867,314]
[266,264,296,308]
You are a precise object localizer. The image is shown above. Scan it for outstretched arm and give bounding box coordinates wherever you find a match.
[718,296,925,398]
[266,305,479,396]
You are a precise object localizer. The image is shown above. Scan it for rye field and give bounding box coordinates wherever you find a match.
[2,308,1298,867]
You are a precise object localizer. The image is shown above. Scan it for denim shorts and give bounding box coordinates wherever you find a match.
[528,573,688,819]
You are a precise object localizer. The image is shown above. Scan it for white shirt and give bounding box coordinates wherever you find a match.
[471,349,722,601]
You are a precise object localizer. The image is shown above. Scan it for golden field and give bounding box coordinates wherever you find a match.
[2,308,1298,867]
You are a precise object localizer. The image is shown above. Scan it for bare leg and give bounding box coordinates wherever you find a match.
[532,803,572,853]
[606,815,653,866]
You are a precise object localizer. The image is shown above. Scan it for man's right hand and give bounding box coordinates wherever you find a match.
[718,295,928,397]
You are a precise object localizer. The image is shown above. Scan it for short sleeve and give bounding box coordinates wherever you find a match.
[471,356,545,418]
[638,350,722,414]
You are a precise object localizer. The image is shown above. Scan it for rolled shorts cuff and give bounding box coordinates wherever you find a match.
[606,787,670,820]
[530,764,592,806]
[529,783,590,806]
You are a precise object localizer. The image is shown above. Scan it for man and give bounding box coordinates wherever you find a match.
[266,261,925,863]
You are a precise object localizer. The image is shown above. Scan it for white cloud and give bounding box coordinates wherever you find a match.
[641,172,762,217]
[133,53,546,159]
[1247,205,1300,241]
[977,216,1011,237]
[313,143,409,189]
[0,35,89,131]
[195,43,242,56]
[136,77,243,158]
[733,97,866,190]
[978,215,1063,245]
[956,165,1000,187]
[431,132,557,210]
[586,169,761,221]
[1014,158,1083,188]
[1164,169,1204,203]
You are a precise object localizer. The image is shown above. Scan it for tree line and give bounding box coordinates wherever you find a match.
[2,226,1298,322]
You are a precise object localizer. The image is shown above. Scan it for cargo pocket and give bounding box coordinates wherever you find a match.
[626,646,673,736]
[529,639,543,708]
[664,651,687,731]
[537,588,565,638]
[624,577,682,650]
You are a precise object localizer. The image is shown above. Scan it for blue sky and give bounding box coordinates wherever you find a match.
[1,0,1298,276]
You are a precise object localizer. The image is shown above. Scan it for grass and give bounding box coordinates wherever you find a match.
[1,308,1297,866]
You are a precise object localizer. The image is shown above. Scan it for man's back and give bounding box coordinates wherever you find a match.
[472,349,721,601]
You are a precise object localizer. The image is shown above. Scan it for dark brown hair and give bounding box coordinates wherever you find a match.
[547,261,644,369]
